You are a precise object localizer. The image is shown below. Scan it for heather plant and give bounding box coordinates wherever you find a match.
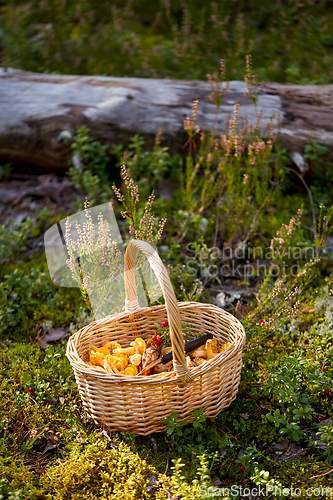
[207,59,229,109]
[65,165,167,314]
[246,204,333,332]
[64,199,124,312]
[244,54,264,114]
[176,92,282,247]
[112,164,167,245]
[183,98,201,156]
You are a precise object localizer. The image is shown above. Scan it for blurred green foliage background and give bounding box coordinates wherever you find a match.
[1,0,333,83]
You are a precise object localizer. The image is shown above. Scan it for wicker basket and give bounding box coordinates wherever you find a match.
[66,240,246,435]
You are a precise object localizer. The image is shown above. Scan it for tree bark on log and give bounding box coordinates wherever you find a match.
[1,67,332,173]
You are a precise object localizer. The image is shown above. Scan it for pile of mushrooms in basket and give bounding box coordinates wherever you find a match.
[87,321,231,377]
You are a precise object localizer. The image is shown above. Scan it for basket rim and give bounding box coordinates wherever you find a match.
[66,301,246,386]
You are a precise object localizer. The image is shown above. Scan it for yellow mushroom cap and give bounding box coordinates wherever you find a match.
[130,338,146,355]
[89,351,106,368]
[124,365,138,376]
[115,358,125,371]
[129,353,142,366]
[98,346,111,356]
[113,352,128,367]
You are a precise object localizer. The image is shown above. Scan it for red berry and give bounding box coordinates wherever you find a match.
[240,465,245,472]
[29,388,35,394]
[259,319,264,325]
[324,389,329,395]
[318,416,323,421]
[160,321,168,328]
[152,335,163,346]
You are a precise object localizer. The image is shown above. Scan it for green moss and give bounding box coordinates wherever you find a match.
[37,439,154,500]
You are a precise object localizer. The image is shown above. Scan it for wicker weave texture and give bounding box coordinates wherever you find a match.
[66,240,246,435]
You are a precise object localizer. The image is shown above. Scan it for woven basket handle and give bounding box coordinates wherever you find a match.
[124,239,193,385]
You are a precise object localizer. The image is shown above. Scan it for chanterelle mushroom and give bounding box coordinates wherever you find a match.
[130,338,146,355]
[98,346,111,356]
[192,349,207,359]
[206,339,219,359]
[102,355,118,373]
[130,353,142,366]
[113,347,135,356]
[90,351,106,368]
[124,365,138,376]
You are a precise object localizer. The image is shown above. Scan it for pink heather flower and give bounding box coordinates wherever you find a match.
[184,99,199,132]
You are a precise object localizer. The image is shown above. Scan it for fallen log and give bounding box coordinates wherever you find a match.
[0,67,332,173]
